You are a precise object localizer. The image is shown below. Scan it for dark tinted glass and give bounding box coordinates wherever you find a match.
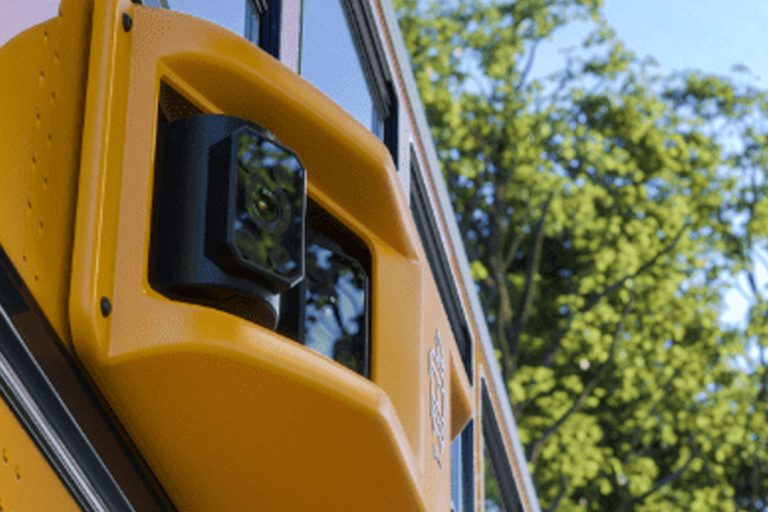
[304,232,368,374]
[233,129,304,286]
[484,439,508,512]
[482,387,525,512]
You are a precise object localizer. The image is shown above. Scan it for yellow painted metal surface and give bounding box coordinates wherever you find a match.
[67,3,471,511]
[0,398,79,511]
[0,1,532,511]
[0,0,92,344]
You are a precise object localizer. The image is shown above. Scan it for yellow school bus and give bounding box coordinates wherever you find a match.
[0,1,541,510]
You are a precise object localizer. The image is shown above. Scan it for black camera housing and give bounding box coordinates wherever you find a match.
[150,115,306,330]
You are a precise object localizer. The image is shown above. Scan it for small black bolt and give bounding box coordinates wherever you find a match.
[122,13,133,32]
[100,297,112,317]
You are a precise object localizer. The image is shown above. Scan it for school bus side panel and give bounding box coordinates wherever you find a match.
[0,0,92,344]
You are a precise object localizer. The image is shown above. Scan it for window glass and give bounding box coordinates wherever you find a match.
[451,422,474,512]
[304,232,368,375]
[300,0,383,136]
[167,0,249,37]
[451,435,464,511]
[245,1,261,43]
[280,200,371,377]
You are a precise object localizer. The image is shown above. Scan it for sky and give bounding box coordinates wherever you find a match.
[604,0,768,83]
[531,0,768,84]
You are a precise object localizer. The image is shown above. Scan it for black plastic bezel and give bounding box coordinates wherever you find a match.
[151,114,309,329]
[219,126,306,291]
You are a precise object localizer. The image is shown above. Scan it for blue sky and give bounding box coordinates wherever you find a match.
[604,0,768,82]
[532,0,768,83]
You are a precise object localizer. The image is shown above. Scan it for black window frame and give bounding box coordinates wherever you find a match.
[410,150,473,379]
[249,0,282,58]
[482,384,525,512]
[340,0,398,162]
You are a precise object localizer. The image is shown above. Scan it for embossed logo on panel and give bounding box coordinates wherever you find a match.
[429,331,446,466]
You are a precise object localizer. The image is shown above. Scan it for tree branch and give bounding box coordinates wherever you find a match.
[540,224,687,368]
[544,476,570,512]
[527,299,632,464]
[508,193,555,366]
[617,447,699,511]
[516,38,541,91]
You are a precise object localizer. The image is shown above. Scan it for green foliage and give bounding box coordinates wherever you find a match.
[395,1,768,510]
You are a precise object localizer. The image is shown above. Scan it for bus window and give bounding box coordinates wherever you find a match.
[300,0,383,136]
[451,421,475,512]
[299,0,398,164]
[167,0,281,56]
[167,0,251,38]
[483,386,525,512]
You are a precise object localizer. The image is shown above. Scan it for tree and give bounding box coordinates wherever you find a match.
[395,1,768,510]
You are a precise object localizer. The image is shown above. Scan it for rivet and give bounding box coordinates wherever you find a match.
[122,13,133,32]
[100,297,112,317]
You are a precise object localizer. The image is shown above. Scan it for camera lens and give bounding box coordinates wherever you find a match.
[228,127,305,289]
[251,189,279,223]
[244,177,290,234]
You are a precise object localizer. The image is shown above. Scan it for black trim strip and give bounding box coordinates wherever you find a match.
[482,385,525,512]
[341,0,392,115]
[256,0,282,58]
[0,247,174,511]
[341,0,399,164]
[461,421,475,511]
[410,153,473,379]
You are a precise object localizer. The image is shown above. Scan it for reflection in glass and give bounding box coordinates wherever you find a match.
[233,129,304,285]
[167,0,248,37]
[451,435,464,511]
[304,233,368,374]
[300,0,384,137]
[451,422,474,512]
[244,0,261,42]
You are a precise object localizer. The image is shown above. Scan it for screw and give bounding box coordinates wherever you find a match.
[122,13,133,32]
[100,297,112,317]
